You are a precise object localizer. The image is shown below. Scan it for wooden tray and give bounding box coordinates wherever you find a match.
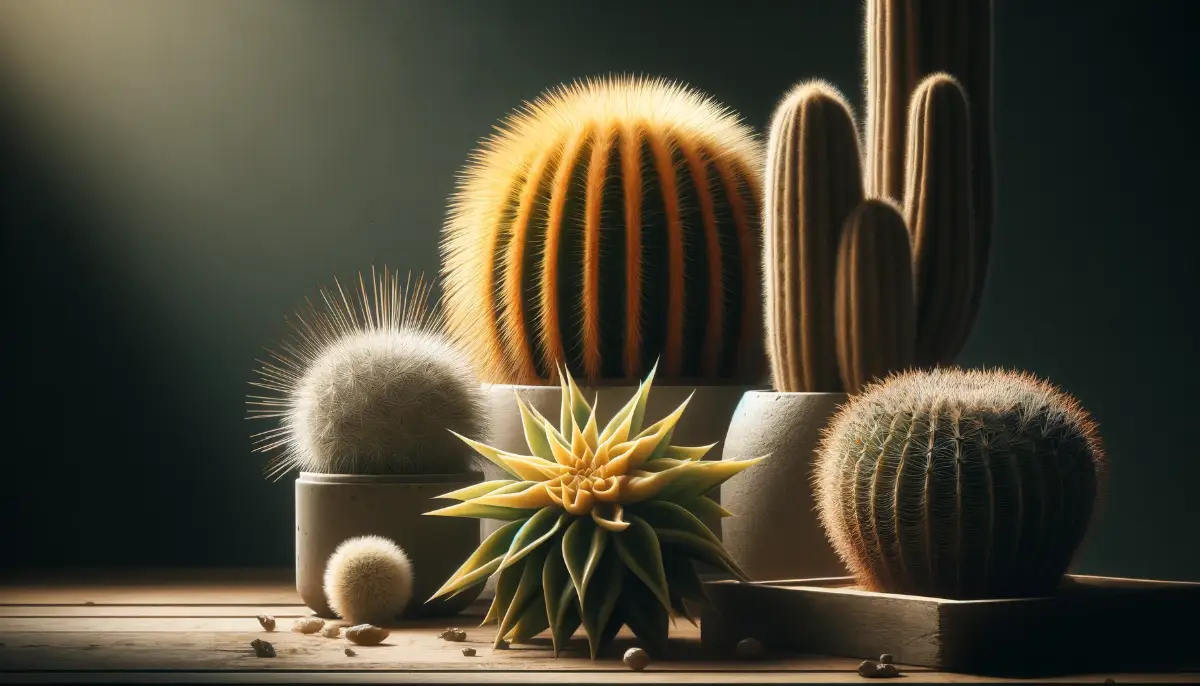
[700,574,1200,677]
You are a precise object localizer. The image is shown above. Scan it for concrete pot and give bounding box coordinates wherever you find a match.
[295,472,484,619]
[478,382,756,543]
[720,391,850,581]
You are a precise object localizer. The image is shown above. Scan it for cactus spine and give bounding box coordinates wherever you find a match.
[441,76,764,386]
[865,0,994,363]
[835,200,916,394]
[763,82,865,393]
[816,368,1105,599]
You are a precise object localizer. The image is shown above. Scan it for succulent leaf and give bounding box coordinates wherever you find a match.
[620,576,670,657]
[542,537,580,655]
[517,395,556,461]
[562,516,607,602]
[424,501,540,520]
[484,560,523,625]
[581,548,624,660]
[496,544,551,646]
[612,516,672,612]
[499,508,566,573]
[509,594,551,643]
[430,519,523,600]
[435,479,522,502]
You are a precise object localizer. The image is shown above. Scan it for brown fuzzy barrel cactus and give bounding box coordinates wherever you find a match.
[815,368,1106,599]
[440,76,764,386]
[834,200,916,394]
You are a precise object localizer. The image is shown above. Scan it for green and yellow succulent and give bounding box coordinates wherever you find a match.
[426,364,765,658]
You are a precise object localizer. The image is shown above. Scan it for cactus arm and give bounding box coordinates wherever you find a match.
[904,74,976,366]
[835,200,916,394]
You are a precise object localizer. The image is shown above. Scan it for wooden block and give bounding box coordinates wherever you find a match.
[700,574,1200,677]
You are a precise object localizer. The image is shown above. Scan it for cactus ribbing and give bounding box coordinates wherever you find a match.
[905,74,977,366]
[865,0,994,360]
[816,368,1105,599]
[835,200,915,395]
[763,82,865,393]
[441,76,764,386]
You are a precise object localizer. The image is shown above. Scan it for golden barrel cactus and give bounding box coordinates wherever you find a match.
[441,76,764,386]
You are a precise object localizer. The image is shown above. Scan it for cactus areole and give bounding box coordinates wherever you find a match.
[425,364,766,658]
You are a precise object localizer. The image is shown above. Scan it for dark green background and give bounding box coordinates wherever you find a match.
[2,0,1196,580]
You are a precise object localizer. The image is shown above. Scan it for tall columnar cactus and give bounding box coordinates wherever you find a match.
[834,200,915,394]
[441,76,764,386]
[905,74,977,366]
[763,82,865,393]
[865,0,994,361]
[815,368,1106,600]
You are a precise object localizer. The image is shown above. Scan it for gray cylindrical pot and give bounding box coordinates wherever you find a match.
[295,472,484,619]
[479,383,756,542]
[720,391,850,581]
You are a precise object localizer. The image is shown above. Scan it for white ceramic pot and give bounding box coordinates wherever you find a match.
[478,383,756,540]
[295,472,484,619]
[719,391,850,581]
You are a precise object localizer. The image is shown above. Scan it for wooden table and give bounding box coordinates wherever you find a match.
[0,570,1193,684]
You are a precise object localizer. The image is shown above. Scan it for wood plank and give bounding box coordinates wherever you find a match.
[0,630,871,672]
[0,606,313,618]
[0,570,299,606]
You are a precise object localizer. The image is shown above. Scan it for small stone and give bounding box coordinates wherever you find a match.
[876,663,899,678]
[250,639,276,658]
[257,615,276,632]
[344,648,356,657]
[439,628,467,642]
[495,639,510,650]
[735,637,765,659]
[858,660,880,677]
[290,617,324,634]
[462,647,477,657]
[623,647,650,671]
[321,624,341,639]
[345,624,390,646]
[879,653,893,665]
[83,601,95,606]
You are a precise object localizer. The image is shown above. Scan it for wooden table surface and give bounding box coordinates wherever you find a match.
[0,570,1193,684]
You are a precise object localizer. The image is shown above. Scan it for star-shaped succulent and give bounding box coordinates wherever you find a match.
[426,364,765,658]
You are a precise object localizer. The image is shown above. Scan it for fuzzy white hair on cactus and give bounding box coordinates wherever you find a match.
[247,267,488,478]
[323,535,414,625]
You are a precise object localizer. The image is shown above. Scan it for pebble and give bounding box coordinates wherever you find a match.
[250,639,276,658]
[623,647,650,671]
[858,660,879,677]
[879,653,893,665]
[439,628,467,642]
[735,637,765,659]
[462,647,477,657]
[257,615,276,632]
[876,663,899,678]
[290,617,324,634]
[321,624,341,639]
[345,648,356,657]
[345,624,390,646]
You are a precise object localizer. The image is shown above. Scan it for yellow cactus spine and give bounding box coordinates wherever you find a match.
[441,76,764,386]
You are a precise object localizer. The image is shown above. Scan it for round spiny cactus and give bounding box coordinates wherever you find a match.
[248,268,487,478]
[815,368,1105,599]
[441,75,764,386]
[323,535,415,625]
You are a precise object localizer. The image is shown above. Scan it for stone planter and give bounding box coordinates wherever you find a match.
[295,472,484,619]
[719,391,850,581]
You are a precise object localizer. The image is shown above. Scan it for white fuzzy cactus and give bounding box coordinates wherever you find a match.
[248,268,488,477]
[323,535,414,625]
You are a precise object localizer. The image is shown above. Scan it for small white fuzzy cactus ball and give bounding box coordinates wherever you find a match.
[323,535,414,625]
